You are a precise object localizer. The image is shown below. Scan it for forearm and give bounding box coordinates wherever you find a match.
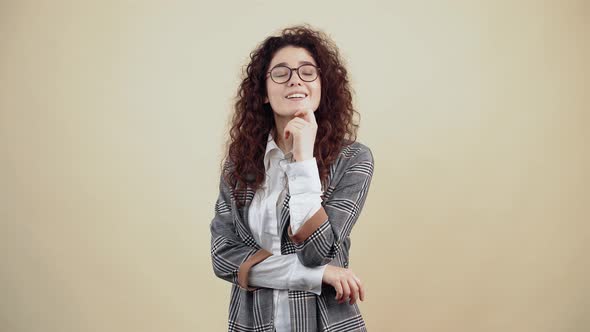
[285,158,324,234]
[288,147,375,267]
[248,253,326,295]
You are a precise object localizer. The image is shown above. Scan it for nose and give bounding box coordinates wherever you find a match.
[287,69,303,86]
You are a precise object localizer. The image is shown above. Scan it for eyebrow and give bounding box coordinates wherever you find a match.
[273,60,316,67]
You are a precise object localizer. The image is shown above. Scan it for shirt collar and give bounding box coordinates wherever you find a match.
[264,132,293,171]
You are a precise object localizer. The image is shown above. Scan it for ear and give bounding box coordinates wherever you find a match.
[264,96,269,104]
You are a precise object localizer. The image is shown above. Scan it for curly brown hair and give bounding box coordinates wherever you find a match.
[223,24,360,206]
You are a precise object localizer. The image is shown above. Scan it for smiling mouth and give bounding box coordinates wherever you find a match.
[287,96,307,101]
[285,93,308,101]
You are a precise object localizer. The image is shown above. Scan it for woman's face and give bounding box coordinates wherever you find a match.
[264,46,321,118]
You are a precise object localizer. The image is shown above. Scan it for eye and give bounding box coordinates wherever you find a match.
[271,67,289,77]
[300,65,317,77]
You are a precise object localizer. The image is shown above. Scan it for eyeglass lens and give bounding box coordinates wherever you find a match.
[270,65,318,83]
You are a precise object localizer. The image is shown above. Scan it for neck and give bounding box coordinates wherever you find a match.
[272,114,293,154]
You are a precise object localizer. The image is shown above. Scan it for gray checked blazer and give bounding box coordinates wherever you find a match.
[210,141,374,332]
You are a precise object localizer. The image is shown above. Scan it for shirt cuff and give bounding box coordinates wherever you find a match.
[290,201,322,235]
[288,259,327,295]
[285,158,321,195]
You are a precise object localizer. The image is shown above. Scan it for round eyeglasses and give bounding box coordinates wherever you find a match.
[267,64,320,84]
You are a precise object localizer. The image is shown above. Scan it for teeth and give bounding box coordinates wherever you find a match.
[286,93,306,99]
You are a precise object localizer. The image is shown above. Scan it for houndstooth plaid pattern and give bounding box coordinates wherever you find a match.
[211,141,374,331]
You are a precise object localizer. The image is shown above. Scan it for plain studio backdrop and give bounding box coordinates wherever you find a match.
[1,1,588,331]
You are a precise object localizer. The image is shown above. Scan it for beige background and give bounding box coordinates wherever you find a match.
[1,0,588,331]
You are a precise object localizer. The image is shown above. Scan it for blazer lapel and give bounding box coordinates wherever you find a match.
[234,186,259,246]
[278,191,291,237]
[240,186,256,227]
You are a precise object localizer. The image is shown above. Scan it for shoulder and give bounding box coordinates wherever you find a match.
[218,158,238,192]
[332,141,374,177]
[338,141,373,163]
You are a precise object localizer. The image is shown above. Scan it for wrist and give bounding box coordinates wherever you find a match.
[294,153,313,162]
[322,265,333,283]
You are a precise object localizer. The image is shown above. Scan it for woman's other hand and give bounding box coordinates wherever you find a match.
[322,265,365,305]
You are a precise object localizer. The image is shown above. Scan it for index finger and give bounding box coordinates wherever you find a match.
[293,108,316,125]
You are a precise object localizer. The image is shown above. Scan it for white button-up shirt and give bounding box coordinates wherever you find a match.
[247,133,326,332]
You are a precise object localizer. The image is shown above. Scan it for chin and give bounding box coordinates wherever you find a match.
[273,109,297,117]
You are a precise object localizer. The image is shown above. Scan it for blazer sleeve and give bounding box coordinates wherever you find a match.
[287,146,374,267]
[210,170,272,291]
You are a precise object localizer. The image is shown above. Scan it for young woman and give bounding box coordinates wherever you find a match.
[210,25,374,332]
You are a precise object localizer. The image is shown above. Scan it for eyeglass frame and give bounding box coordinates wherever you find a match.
[266,64,321,84]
